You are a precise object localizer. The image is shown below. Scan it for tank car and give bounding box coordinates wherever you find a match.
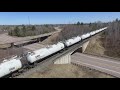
[90,31,96,36]
[81,33,90,40]
[26,42,65,63]
[95,30,100,34]
[64,36,81,47]
[99,27,107,32]
[0,56,22,78]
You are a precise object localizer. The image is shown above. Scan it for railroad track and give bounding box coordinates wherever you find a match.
[8,31,103,78]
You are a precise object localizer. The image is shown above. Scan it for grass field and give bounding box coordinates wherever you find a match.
[27,64,114,78]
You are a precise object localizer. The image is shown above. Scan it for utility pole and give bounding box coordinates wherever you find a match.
[28,16,30,25]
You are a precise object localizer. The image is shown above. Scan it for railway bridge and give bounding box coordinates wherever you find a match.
[54,35,95,64]
[17,29,108,78]
[16,34,98,78]
[18,27,120,78]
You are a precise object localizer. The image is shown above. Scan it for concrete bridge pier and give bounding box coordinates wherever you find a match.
[54,52,72,64]
[81,41,89,53]
[54,41,90,64]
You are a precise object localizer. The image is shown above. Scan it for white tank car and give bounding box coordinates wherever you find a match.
[95,27,107,34]
[90,31,96,36]
[94,30,98,34]
[95,30,100,34]
[98,27,108,32]
[96,29,100,33]
[100,28,103,31]
[98,29,102,32]
[81,33,90,40]
[27,42,65,63]
[104,27,108,29]
[101,27,108,31]
[64,36,81,47]
[100,28,104,32]
[0,56,22,78]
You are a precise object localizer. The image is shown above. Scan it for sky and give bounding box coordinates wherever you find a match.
[0,12,120,25]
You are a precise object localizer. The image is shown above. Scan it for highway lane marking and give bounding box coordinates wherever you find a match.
[73,60,120,77]
[74,53,120,65]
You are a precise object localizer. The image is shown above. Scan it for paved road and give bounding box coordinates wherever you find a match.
[71,53,120,78]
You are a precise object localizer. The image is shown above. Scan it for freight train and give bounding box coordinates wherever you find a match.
[0,27,108,78]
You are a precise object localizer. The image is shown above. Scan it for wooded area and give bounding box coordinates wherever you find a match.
[52,22,106,43]
[102,19,120,58]
[8,25,56,37]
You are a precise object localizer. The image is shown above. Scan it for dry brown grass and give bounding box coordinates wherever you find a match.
[85,35,105,55]
[27,64,114,78]
[0,44,11,48]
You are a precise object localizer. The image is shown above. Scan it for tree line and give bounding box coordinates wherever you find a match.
[51,21,105,43]
[8,25,56,37]
[102,19,120,58]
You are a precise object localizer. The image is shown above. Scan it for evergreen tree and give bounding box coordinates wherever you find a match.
[77,21,80,25]
[81,22,83,25]
[116,18,119,22]
[14,26,20,36]
[31,25,36,31]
